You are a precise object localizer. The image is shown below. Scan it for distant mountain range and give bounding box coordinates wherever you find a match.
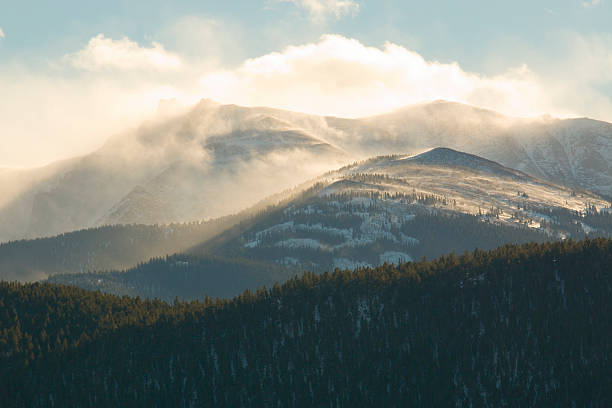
[2,99,610,408]
[1,100,612,242]
[39,148,611,300]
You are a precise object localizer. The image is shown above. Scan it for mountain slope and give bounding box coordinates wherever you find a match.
[353,101,612,198]
[0,101,348,241]
[0,217,239,282]
[2,100,611,243]
[2,238,611,406]
[46,149,612,300]
[195,148,611,272]
[0,177,320,284]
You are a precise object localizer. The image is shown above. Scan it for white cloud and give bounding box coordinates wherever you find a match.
[0,68,188,168]
[279,0,359,20]
[2,32,612,168]
[0,28,5,39]
[64,34,182,71]
[0,33,204,167]
[582,0,601,7]
[198,35,555,118]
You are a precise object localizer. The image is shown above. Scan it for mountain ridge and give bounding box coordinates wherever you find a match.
[4,147,612,288]
[2,100,611,242]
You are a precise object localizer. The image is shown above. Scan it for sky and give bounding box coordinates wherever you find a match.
[0,0,611,167]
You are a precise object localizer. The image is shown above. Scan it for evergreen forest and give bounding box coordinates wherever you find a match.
[1,238,610,407]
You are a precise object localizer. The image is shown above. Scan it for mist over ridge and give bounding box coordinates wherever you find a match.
[3,4,612,406]
[0,98,611,243]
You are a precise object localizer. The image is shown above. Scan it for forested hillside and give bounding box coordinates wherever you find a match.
[2,238,610,407]
[49,255,294,302]
[208,190,553,267]
[0,217,237,282]
[48,191,551,301]
[48,183,612,301]
[5,149,612,297]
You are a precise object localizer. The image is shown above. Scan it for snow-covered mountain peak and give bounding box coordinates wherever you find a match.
[2,100,612,242]
[402,147,530,179]
[210,149,612,275]
[339,147,532,182]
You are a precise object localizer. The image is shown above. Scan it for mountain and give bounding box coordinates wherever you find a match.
[47,149,612,300]
[2,100,611,243]
[195,148,611,271]
[0,100,347,242]
[0,158,81,242]
[0,179,313,283]
[0,171,326,283]
[355,101,612,199]
[0,218,238,283]
[3,238,611,406]
[393,146,528,178]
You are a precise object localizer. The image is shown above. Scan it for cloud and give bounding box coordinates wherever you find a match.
[0,68,188,168]
[0,33,207,168]
[199,35,556,118]
[582,0,601,7]
[2,32,612,168]
[64,34,182,71]
[538,32,612,120]
[279,0,359,20]
[0,28,5,39]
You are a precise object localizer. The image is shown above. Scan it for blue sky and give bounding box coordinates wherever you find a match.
[1,0,611,166]
[2,0,610,71]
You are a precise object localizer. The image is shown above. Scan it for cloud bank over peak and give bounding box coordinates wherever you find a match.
[279,0,360,20]
[0,28,5,39]
[2,31,612,168]
[199,35,553,118]
[64,34,182,72]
